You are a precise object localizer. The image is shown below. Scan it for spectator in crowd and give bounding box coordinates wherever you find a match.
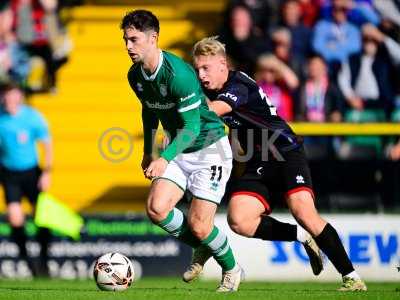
[298,0,323,27]
[0,3,30,85]
[255,54,299,121]
[297,55,343,158]
[297,55,343,122]
[312,0,361,71]
[279,0,312,60]
[321,0,380,26]
[11,0,59,92]
[0,83,53,276]
[338,24,400,114]
[224,0,283,36]
[271,27,305,78]
[219,4,269,74]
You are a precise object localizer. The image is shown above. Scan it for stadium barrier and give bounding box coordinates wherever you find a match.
[203,214,400,281]
[290,123,400,135]
[0,215,191,279]
[0,213,398,280]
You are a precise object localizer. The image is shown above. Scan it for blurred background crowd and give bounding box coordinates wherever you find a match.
[219,0,400,162]
[0,0,81,93]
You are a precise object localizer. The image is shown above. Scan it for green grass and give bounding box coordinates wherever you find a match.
[0,278,398,300]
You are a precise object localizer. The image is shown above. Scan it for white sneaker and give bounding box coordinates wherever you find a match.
[216,265,244,292]
[182,245,212,283]
[302,235,323,275]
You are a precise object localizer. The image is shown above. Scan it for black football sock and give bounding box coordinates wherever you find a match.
[37,227,51,260]
[314,223,354,276]
[37,227,51,276]
[11,226,28,258]
[253,216,297,241]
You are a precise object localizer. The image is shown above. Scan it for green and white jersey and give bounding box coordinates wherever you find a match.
[128,51,225,161]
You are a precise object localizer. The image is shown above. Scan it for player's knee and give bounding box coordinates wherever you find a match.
[228,214,252,237]
[7,204,25,227]
[146,199,169,223]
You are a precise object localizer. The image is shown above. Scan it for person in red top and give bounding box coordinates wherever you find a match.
[11,0,58,91]
[255,54,299,121]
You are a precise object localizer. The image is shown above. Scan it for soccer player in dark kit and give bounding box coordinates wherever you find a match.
[185,37,366,292]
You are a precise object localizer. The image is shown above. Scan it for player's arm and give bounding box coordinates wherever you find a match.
[207,100,232,116]
[160,96,201,162]
[33,111,53,191]
[142,106,159,155]
[208,83,248,117]
[142,106,159,170]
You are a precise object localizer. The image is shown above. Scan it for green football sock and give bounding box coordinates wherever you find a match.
[201,226,236,272]
[157,208,200,248]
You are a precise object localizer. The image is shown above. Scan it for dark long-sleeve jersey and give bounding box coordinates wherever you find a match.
[203,71,301,159]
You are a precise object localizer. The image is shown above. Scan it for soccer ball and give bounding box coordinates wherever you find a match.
[93,252,134,291]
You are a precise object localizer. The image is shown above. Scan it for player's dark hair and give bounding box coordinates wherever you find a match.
[120,10,160,33]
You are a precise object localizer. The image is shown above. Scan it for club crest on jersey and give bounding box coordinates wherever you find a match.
[136,83,143,92]
[160,84,167,97]
[296,175,305,184]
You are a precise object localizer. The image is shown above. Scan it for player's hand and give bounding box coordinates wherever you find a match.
[144,157,168,179]
[38,170,51,191]
[141,154,153,172]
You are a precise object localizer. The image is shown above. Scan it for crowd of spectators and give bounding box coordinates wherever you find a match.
[219,0,400,160]
[0,0,77,94]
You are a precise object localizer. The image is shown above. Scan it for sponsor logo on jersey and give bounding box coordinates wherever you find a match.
[136,83,143,92]
[219,92,238,102]
[180,92,195,102]
[160,84,167,97]
[145,101,175,110]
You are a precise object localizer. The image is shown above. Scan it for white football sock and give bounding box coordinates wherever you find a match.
[344,271,361,280]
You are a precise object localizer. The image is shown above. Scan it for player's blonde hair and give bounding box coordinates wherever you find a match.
[192,36,226,58]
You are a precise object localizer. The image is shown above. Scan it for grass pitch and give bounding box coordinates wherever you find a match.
[0,278,398,300]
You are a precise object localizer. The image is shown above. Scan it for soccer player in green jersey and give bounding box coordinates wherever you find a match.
[121,10,243,291]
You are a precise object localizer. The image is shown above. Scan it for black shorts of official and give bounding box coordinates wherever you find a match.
[1,166,42,205]
[228,146,314,214]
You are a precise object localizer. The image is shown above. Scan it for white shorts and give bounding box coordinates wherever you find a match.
[158,136,232,204]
